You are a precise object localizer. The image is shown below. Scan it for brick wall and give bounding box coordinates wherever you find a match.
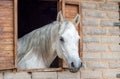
[0,0,120,79]
[81,0,120,79]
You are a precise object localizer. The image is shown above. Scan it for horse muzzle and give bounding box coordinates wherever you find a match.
[69,61,83,73]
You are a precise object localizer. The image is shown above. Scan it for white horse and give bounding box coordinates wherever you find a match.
[18,11,82,72]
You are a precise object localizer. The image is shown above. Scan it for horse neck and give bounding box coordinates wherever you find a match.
[36,21,60,67]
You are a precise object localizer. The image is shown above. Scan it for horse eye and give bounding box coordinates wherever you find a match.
[60,37,64,42]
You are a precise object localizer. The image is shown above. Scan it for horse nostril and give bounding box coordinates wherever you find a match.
[71,62,75,67]
[80,62,83,67]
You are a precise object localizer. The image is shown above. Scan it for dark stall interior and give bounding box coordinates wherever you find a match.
[18,0,59,68]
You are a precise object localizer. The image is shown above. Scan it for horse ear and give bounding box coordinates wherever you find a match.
[73,14,80,26]
[57,11,64,22]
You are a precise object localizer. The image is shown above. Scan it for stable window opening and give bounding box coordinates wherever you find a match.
[18,0,61,71]
[0,0,82,71]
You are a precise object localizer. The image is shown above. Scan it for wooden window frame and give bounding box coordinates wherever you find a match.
[14,0,63,72]
[13,0,82,72]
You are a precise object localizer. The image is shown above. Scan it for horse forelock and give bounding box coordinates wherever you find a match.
[59,20,77,36]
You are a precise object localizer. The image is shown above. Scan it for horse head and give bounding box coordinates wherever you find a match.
[55,11,83,73]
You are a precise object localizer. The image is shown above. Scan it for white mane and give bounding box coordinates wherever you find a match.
[18,21,60,69]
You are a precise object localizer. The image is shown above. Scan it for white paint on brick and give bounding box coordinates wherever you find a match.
[87,61,109,69]
[4,72,31,79]
[82,10,86,17]
[83,53,101,60]
[103,69,120,78]
[82,2,97,9]
[102,36,120,43]
[107,0,120,2]
[109,28,120,35]
[83,37,99,43]
[102,53,120,60]
[86,28,106,35]
[87,44,107,52]
[110,45,120,52]
[82,19,99,26]
[0,73,3,79]
[32,72,57,79]
[107,12,119,19]
[86,11,106,18]
[101,20,118,27]
[100,4,119,11]
[82,27,86,35]
[4,72,14,79]
[82,0,105,2]
[83,44,87,52]
[58,70,80,79]
[109,61,120,68]
[81,70,102,78]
